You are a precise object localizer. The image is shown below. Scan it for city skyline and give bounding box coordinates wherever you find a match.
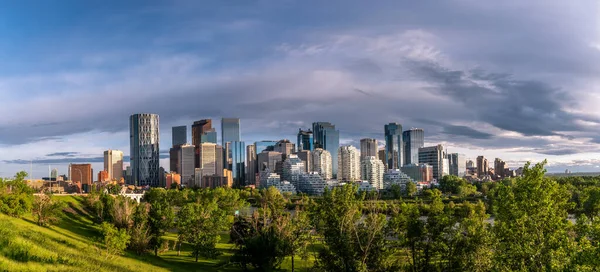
[1,1,599,177]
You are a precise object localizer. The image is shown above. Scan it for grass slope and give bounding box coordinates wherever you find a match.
[0,196,314,272]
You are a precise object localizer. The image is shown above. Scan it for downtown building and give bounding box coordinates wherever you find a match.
[447,153,466,177]
[311,148,332,180]
[297,129,314,151]
[69,163,93,192]
[178,144,195,187]
[418,145,447,182]
[477,156,489,178]
[337,145,361,182]
[385,123,403,169]
[103,149,124,182]
[130,113,160,187]
[282,154,305,187]
[360,138,378,159]
[361,156,385,189]
[403,128,424,165]
[313,122,340,177]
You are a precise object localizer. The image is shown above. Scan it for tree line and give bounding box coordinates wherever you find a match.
[4,161,600,271]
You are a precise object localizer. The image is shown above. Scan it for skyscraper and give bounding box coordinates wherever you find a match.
[418,145,446,181]
[403,128,424,165]
[172,126,187,147]
[130,113,160,187]
[361,156,385,189]
[178,144,195,187]
[199,143,218,177]
[296,150,312,173]
[69,163,92,192]
[494,158,507,178]
[297,129,314,151]
[246,144,257,185]
[477,156,489,178]
[312,122,340,177]
[192,119,212,146]
[385,123,403,170]
[221,118,241,147]
[378,148,387,169]
[230,141,246,187]
[257,151,283,173]
[311,148,332,180]
[447,153,466,177]
[360,138,378,159]
[338,145,361,181]
[282,154,305,187]
[275,139,295,156]
[103,149,124,182]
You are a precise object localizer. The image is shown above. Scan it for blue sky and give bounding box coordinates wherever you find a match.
[1,0,600,178]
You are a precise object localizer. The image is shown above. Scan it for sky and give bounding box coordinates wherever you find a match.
[1,0,600,178]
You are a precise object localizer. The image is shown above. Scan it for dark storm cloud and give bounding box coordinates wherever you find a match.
[409,60,597,138]
[46,152,79,157]
[441,125,493,140]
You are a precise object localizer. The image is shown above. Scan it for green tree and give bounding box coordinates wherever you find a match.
[282,209,313,272]
[0,171,34,217]
[310,185,393,272]
[145,188,175,256]
[405,182,418,198]
[178,200,229,262]
[492,160,574,271]
[128,202,151,255]
[581,187,600,220]
[32,191,65,226]
[100,222,130,259]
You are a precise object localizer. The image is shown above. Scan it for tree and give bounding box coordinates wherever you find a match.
[0,171,34,217]
[128,202,151,255]
[310,184,394,272]
[492,161,574,271]
[100,222,130,259]
[145,189,175,256]
[32,191,65,226]
[581,187,600,220]
[112,196,135,230]
[282,209,313,272]
[405,182,418,198]
[178,200,228,262]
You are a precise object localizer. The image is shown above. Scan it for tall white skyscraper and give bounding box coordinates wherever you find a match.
[130,113,160,187]
[338,145,361,181]
[199,143,217,177]
[361,156,385,189]
[104,149,124,182]
[311,148,332,180]
[178,144,195,187]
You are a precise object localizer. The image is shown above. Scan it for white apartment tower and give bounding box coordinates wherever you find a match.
[338,145,361,181]
[311,148,332,180]
[361,156,385,189]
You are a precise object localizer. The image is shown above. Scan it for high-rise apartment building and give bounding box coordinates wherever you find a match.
[403,128,424,165]
[477,156,489,178]
[361,156,385,189]
[494,158,507,179]
[246,144,257,185]
[130,113,160,187]
[178,144,195,187]
[360,138,378,159]
[338,145,361,181]
[312,122,340,177]
[311,148,332,180]
[418,145,446,181]
[221,118,241,147]
[297,129,314,151]
[385,123,403,169]
[103,149,124,182]
[447,153,466,177]
[230,141,246,187]
[172,126,187,147]
[378,148,387,169]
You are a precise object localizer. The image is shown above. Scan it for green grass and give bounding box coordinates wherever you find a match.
[0,196,315,272]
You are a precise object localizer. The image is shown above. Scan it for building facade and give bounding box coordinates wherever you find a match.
[312,122,340,177]
[178,144,195,187]
[360,138,378,159]
[400,163,434,182]
[403,128,424,165]
[257,151,283,173]
[297,129,314,151]
[104,149,124,182]
[361,156,385,189]
[230,141,246,187]
[246,144,257,185]
[447,153,466,177]
[296,150,312,173]
[477,156,489,178]
[221,118,241,147]
[383,169,416,190]
[172,126,187,147]
[130,113,160,187]
[191,119,212,146]
[338,145,361,182]
[274,140,295,156]
[385,123,403,170]
[69,163,93,191]
[418,145,446,181]
[199,143,218,177]
[311,148,332,180]
[282,154,305,186]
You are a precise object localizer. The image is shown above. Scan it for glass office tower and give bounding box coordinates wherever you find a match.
[297,129,314,151]
[230,141,246,187]
[312,122,340,177]
[384,123,403,170]
[221,118,241,147]
[130,113,160,187]
[402,128,424,165]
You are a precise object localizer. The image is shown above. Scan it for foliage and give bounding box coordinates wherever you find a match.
[100,222,130,259]
[492,160,574,271]
[32,191,65,226]
[178,200,229,262]
[128,202,151,255]
[145,188,175,256]
[0,171,34,217]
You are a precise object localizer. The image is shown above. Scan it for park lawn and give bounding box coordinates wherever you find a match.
[0,195,316,272]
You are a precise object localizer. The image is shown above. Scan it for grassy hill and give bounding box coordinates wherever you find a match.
[0,196,313,272]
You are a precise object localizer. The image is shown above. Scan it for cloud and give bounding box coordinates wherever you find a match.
[46,152,79,157]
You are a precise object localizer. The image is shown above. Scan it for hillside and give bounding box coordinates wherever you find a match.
[0,196,313,272]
